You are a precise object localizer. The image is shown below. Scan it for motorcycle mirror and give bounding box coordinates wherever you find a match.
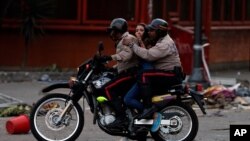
[98,41,104,53]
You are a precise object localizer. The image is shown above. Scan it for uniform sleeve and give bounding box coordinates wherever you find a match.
[111,44,133,62]
[132,41,171,61]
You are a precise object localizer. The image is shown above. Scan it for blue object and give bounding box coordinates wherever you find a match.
[151,112,162,132]
[123,60,153,111]
[140,60,154,70]
[124,83,144,111]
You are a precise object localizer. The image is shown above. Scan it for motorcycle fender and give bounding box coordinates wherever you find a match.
[39,82,70,95]
[189,89,207,114]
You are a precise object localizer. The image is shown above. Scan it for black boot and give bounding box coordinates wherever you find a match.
[138,105,157,119]
[107,98,127,128]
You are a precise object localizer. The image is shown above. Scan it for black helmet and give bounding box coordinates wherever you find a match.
[147,18,168,31]
[147,18,168,37]
[107,18,128,34]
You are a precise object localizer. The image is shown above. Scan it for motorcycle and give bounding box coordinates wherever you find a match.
[30,42,206,141]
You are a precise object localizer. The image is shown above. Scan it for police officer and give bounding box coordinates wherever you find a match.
[99,18,139,127]
[123,18,184,120]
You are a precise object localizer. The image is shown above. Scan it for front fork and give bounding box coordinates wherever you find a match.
[55,100,74,125]
[55,70,93,125]
[55,90,83,125]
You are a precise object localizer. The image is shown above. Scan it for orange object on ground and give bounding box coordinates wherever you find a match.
[6,114,30,134]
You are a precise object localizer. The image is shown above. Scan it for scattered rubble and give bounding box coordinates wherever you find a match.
[202,80,250,109]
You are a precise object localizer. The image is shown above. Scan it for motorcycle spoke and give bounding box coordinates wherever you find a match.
[158,106,193,141]
[33,97,81,141]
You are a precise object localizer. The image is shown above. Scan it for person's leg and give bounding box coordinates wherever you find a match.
[138,70,178,119]
[140,82,152,108]
[105,75,132,127]
[137,70,157,119]
[137,81,156,119]
[124,83,144,112]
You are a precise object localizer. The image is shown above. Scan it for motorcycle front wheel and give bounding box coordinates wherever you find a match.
[30,93,84,141]
[151,102,198,141]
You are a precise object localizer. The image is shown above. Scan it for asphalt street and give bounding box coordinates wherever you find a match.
[0,69,249,141]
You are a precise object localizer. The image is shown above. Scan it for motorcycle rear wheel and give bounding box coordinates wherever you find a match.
[30,93,84,141]
[151,102,198,141]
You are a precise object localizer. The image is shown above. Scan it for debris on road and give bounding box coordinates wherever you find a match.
[201,80,250,109]
[0,104,32,117]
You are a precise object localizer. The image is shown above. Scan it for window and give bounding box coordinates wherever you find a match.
[152,0,163,18]
[166,0,178,12]
[224,0,231,21]
[246,0,250,20]
[212,0,221,21]
[1,0,140,31]
[152,0,194,25]
[86,0,136,21]
[180,0,192,21]
[212,0,250,25]
[150,0,250,26]
[1,0,22,19]
[1,0,80,24]
[234,0,243,21]
[51,0,78,20]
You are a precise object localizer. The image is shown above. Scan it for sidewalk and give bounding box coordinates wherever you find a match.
[186,69,250,86]
[0,69,249,106]
[211,69,250,82]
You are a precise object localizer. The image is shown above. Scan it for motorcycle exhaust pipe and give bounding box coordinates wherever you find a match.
[134,119,171,126]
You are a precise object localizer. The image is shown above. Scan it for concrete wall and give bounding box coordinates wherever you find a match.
[1,28,249,72]
[209,29,250,71]
[0,29,115,69]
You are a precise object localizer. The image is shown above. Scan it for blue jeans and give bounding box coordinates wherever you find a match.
[141,61,153,70]
[124,83,143,111]
[123,61,153,111]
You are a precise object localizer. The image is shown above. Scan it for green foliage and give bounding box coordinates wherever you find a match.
[0,104,32,117]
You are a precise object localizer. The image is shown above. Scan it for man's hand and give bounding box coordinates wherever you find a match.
[122,36,134,46]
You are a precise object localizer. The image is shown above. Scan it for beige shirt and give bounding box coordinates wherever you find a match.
[111,32,139,73]
[132,34,181,70]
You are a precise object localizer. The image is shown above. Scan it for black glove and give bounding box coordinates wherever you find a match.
[96,55,112,62]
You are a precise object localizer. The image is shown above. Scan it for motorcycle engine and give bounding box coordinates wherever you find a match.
[99,103,116,126]
[92,72,113,89]
[100,114,116,125]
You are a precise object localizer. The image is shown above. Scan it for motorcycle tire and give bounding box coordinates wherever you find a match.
[30,93,84,141]
[151,102,198,141]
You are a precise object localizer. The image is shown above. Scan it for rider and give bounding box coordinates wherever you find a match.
[123,23,154,113]
[97,18,139,127]
[123,18,184,132]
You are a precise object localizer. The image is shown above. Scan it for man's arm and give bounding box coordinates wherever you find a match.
[111,45,133,62]
[131,42,169,61]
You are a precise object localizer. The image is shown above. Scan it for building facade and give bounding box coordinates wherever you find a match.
[0,0,249,74]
